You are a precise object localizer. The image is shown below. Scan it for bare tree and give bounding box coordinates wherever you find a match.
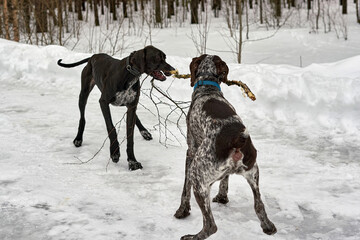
[12,0,19,41]
[212,0,221,17]
[342,0,347,14]
[237,0,242,63]
[76,0,83,20]
[57,0,63,44]
[122,0,127,18]
[191,0,199,23]
[94,0,100,25]
[35,0,48,33]
[357,0,360,23]
[0,5,2,37]
[190,4,210,54]
[155,0,161,23]
[3,0,10,39]
[275,0,281,26]
[260,0,263,24]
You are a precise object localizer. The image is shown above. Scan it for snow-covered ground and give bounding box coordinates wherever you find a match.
[1,22,360,240]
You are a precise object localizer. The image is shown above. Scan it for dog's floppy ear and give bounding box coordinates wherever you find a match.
[213,55,229,83]
[131,49,146,72]
[189,55,207,87]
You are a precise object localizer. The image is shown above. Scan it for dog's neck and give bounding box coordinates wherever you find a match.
[193,55,221,92]
[126,52,142,77]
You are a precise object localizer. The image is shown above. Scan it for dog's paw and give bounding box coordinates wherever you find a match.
[111,153,120,163]
[262,221,277,235]
[128,159,143,171]
[174,205,191,219]
[180,234,196,240]
[212,194,229,204]
[73,139,82,147]
[140,130,153,141]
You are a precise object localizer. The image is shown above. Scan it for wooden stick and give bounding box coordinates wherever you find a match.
[170,70,256,101]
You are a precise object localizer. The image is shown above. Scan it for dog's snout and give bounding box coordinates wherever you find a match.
[167,64,175,71]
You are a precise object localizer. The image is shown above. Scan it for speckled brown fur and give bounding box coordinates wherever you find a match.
[174,54,276,240]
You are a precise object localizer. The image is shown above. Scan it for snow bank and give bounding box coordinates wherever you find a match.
[1,38,359,146]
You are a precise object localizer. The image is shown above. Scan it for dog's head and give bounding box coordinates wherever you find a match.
[130,46,175,81]
[189,54,229,87]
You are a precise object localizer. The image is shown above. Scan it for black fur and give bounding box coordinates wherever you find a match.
[58,46,175,170]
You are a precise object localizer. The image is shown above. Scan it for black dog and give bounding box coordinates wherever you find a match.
[174,55,276,239]
[58,46,175,170]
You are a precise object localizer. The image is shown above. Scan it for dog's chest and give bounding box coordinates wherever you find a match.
[111,79,138,106]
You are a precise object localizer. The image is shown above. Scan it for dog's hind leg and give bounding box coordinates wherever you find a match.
[126,105,143,170]
[73,64,95,147]
[135,115,152,141]
[213,175,229,204]
[243,163,277,235]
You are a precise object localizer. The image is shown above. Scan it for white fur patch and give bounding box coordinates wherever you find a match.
[111,78,138,106]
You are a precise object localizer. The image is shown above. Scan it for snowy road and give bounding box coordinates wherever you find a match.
[1,39,360,240]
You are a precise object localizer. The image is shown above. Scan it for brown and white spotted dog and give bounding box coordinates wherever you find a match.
[174,55,277,240]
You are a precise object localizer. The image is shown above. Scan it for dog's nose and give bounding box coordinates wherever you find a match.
[169,65,175,71]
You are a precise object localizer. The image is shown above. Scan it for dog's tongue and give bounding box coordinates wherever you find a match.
[152,71,166,81]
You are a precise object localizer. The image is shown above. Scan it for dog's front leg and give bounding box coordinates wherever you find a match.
[99,99,120,162]
[174,149,193,219]
[126,105,143,171]
[244,163,277,235]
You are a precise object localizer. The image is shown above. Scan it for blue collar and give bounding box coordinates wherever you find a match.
[193,80,221,91]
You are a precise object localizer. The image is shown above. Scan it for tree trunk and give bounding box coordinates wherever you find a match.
[169,0,175,17]
[100,0,104,14]
[275,0,281,17]
[357,0,360,23]
[22,0,31,34]
[134,0,138,11]
[0,9,2,37]
[64,0,69,33]
[122,0,127,18]
[316,0,320,30]
[68,0,73,12]
[342,0,347,14]
[76,0,83,20]
[155,0,161,23]
[94,0,100,25]
[57,0,63,45]
[82,0,86,10]
[49,0,58,26]
[12,0,20,42]
[260,0,263,24]
[212,0,220,17]
[35,0,48,33]
[191,0,199,24]
[237,0,242,63]
[3,0,11,39]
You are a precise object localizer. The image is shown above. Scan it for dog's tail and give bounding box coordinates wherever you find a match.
[215,122,257,170]
[57,58,91,68]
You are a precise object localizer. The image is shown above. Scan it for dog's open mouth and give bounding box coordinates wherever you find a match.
[150,70,171,81]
